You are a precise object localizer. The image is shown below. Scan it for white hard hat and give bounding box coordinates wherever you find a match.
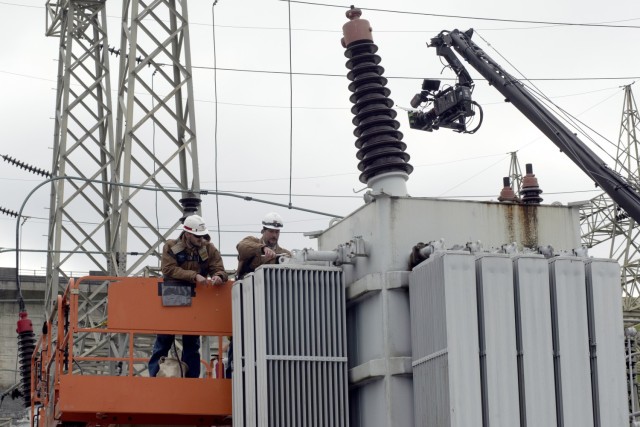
[182,214,209,236]
[262,212,284,230]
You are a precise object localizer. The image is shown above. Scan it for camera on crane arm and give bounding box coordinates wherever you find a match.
[407,79,475,133]
[407,30,483,134]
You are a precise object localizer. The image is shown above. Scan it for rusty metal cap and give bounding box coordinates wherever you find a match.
[341,6,373,48]
[520,163,543,204]
[498,177,518,203]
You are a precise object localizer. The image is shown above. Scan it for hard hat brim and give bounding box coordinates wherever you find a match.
[183,226,209,236]
[262,218,284,230]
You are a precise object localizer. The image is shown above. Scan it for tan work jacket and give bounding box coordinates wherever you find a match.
[235,236,291,279]
[161,236,228,283]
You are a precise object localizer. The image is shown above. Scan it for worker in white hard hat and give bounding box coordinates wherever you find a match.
[160,214,227,284]
[148,214,227,378]
[235,212,292,280]
[227,213,291,378]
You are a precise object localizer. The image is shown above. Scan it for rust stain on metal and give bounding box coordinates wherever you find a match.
[503,203,516,244]
[519,204,539,248]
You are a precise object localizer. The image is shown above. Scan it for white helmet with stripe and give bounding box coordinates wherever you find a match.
[182,214,209,236]
[262,212,284,230]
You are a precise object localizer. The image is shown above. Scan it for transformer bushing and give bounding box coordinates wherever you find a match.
[16,311,35,407]
[179,192,201,220]
[341,7,412,195]
[520,163,543,205]
[498,176,518,203]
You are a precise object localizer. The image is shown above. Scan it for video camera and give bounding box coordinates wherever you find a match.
[407,78,475,133]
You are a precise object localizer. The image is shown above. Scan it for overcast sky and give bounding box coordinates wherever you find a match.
[1,0,639,274]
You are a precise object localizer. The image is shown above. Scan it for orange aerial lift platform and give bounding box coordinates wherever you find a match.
[30,276,233,427]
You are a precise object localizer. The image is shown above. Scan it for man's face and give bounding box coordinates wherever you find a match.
[262,228,280,247]
[185,232,206,248]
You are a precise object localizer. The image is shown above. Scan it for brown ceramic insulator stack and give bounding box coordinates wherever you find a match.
[497,177,518,203]
[341,7,413,185]
[520,163,543,205]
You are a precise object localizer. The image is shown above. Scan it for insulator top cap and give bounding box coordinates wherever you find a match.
[345,6,362,19]
[522,163,541,188]
[341,6,373,47]
[16,311,33,334]
[498,185,518,203]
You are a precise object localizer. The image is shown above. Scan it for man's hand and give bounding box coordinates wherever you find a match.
[263,247,277,261]
[196,274,223,286]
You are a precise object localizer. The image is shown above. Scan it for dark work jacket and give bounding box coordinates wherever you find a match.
[162,237,228,282]
[235,236,291,280]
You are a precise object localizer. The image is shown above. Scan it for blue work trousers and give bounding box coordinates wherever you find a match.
[148,334,201,378]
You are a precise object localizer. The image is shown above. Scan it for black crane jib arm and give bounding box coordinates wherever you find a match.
[431,29,640,223]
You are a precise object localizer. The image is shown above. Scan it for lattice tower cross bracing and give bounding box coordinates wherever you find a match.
[44,0,117,314]
[508,151,523,195]
[580,84,640,324]
[113,0,202,277]
[43,0,203,375]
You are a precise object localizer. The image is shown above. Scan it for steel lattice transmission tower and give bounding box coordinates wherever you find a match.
[508,151,523,195]
[44,0,117,313]
[44,0,202,289]
[580,84,640,323]
[42,0,204,374]
[114,0,202,277]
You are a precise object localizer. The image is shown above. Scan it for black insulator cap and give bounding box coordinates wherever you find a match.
[179,193,201,215]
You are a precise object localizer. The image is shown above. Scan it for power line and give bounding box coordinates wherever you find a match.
[278,1,640,29]
[482,85,622,105]
[7,0,635,32]
[2,66,638,88]
[202,189,361,198]
[437,155,510,197]
[195,19,640,33]
[0,213,322,235]
[191,65,640,82]
[287,0,295,208]
[0,1,40,8]
[203,153,539,183]
[0,70,55,82]
[212,0,222,249]
[0,190,603,229]
[9,0,637,32]
[0,151,571,186]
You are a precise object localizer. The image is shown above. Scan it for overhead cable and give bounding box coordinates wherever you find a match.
[212,0,222,248]
[277,0,640,29]
[287,0,295,208]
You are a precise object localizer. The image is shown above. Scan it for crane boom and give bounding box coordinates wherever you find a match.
[409,29,640,223]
